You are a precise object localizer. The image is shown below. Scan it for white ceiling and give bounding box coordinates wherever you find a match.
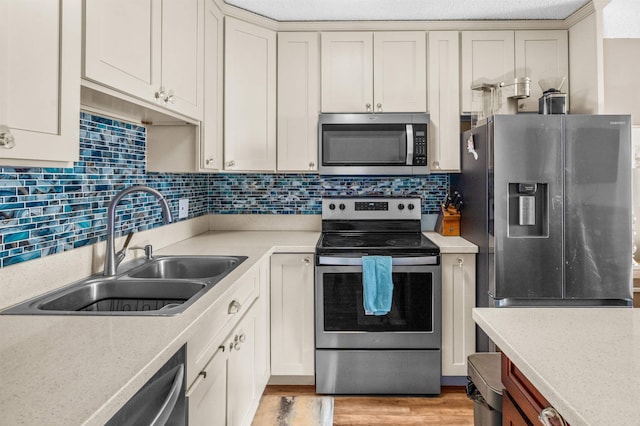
[223,0,592,21]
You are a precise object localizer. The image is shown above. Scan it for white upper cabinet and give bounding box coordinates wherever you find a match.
[0,0,80,167]
[515,30,568,112]
[373,32,427,113]
[428,31,460,172]
[84,0,203,120]
[200,0,224,171]
[321,31,426,113]
[224,17,277,172]
[321,32,373,112]
[461,31,515,114]
[277,32,320,172]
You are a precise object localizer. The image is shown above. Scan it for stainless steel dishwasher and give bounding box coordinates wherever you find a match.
[106,345,187,426]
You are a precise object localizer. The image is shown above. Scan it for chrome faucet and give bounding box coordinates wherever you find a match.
[104,185,173,276]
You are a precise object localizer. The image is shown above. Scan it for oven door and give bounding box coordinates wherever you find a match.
[315,259,441,350]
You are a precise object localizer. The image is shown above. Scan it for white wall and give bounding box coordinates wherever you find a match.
[603,0,640,38]
[569,13,600,113]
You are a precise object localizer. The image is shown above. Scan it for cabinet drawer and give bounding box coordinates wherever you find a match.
[501,353,561,424]
[187,267,258,386]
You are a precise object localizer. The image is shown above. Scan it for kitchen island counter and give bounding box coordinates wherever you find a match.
[473,307,640,426]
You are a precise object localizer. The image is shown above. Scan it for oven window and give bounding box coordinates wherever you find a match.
[322,272,433,332]
[322,124,407,165]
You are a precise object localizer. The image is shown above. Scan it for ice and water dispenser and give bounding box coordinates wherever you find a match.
[508,182,548,237]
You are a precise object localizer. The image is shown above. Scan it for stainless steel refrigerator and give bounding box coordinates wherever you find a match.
[453,115,633,351]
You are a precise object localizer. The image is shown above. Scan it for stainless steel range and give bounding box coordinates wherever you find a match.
[315,197,442,395]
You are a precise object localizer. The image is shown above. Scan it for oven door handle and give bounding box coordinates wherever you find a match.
[318,256,438,266]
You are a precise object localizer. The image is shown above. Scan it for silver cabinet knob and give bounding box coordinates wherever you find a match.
[377,103,382,111]
[539,407,567,426]
[233,342,241,351]
[432,160,440,169]
[154,87,166,102]
[457,257,464,268]
[228,300,241,314]
[225,160,236,168]
[165,90,175,104]
[302,256,311,265]
[308,161,315,169]
[205,157,214,166]
[0,126,16,149]
[238,333,246,343]
[366,103,372,111]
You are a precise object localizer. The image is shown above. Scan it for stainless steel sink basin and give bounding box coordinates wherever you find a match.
[38,279,206,314]
[128,256,247,280]
[2,255,247,316]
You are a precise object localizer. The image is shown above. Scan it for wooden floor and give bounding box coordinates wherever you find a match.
[261,385,474,425]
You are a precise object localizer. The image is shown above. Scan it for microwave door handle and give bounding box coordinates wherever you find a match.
[406,124,414,165]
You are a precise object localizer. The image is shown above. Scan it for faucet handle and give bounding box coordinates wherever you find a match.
[115,232,135,264]
[130,244,153,260]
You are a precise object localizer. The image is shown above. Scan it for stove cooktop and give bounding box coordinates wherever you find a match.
[316,232,440,256]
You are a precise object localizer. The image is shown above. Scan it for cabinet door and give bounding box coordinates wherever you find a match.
[200,0,224,170]
[227,309,257,426]
[373,32,427,112]
[254,260,271,394]
[160,0,203,119]
[428,31,460,172]
[441,253,476,376]
[270,254,315,377]
[321,32,373,112]
[502,390,530,426]
[224,17,276,171]
[461,31,515,113]
[515,30,568,112]
[84,0,161,104]
[277,32,320,172]
[187,346,228,426]
[0,0,80,166]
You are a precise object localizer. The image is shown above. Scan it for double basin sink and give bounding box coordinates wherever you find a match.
[3,255,247,316]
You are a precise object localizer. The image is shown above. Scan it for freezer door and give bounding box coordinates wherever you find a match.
[564,115,632,300]
[492,115,564,300]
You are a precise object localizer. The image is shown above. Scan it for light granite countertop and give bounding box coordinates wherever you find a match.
[0,229,473,425]
[0,230,320,426]
[473,307,640,426]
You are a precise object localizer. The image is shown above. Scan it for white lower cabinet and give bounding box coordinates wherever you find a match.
[187,345,228,426]
[187,260,269,426]
[441,253,476,377]
[270,253,315,380]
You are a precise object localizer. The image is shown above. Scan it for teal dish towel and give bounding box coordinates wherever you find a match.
[362,256,393,316]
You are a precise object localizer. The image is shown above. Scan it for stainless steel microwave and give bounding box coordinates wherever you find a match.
[318,113,430,175]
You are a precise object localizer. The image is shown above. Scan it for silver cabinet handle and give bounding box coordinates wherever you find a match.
[164,90,175,104]
[150,364,184,426]
[377,103,382,111]
[457,257,464,268]
[185,370,206,398]
[432,160,440,169]
[233,342,241,351]
[238,333,246,343]
[205,157,214,166]
[308,161,315,169]
[539,407,567,426]
[0,126,16,149]
[226,160,236,168]
[228,300,241,314]
[302,256,311,265]
[366,103,372,112]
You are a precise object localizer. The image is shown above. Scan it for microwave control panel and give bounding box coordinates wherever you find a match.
[413,126,427,165]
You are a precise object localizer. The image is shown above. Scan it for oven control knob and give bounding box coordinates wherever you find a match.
[408,203,415,210]
[339,203,346,211]
[329,203,336,210]
[398,204,405,210]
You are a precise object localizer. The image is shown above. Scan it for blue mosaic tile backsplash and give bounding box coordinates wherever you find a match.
[0,112,449,268]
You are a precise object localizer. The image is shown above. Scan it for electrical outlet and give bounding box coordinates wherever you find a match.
[178,198,189,219]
